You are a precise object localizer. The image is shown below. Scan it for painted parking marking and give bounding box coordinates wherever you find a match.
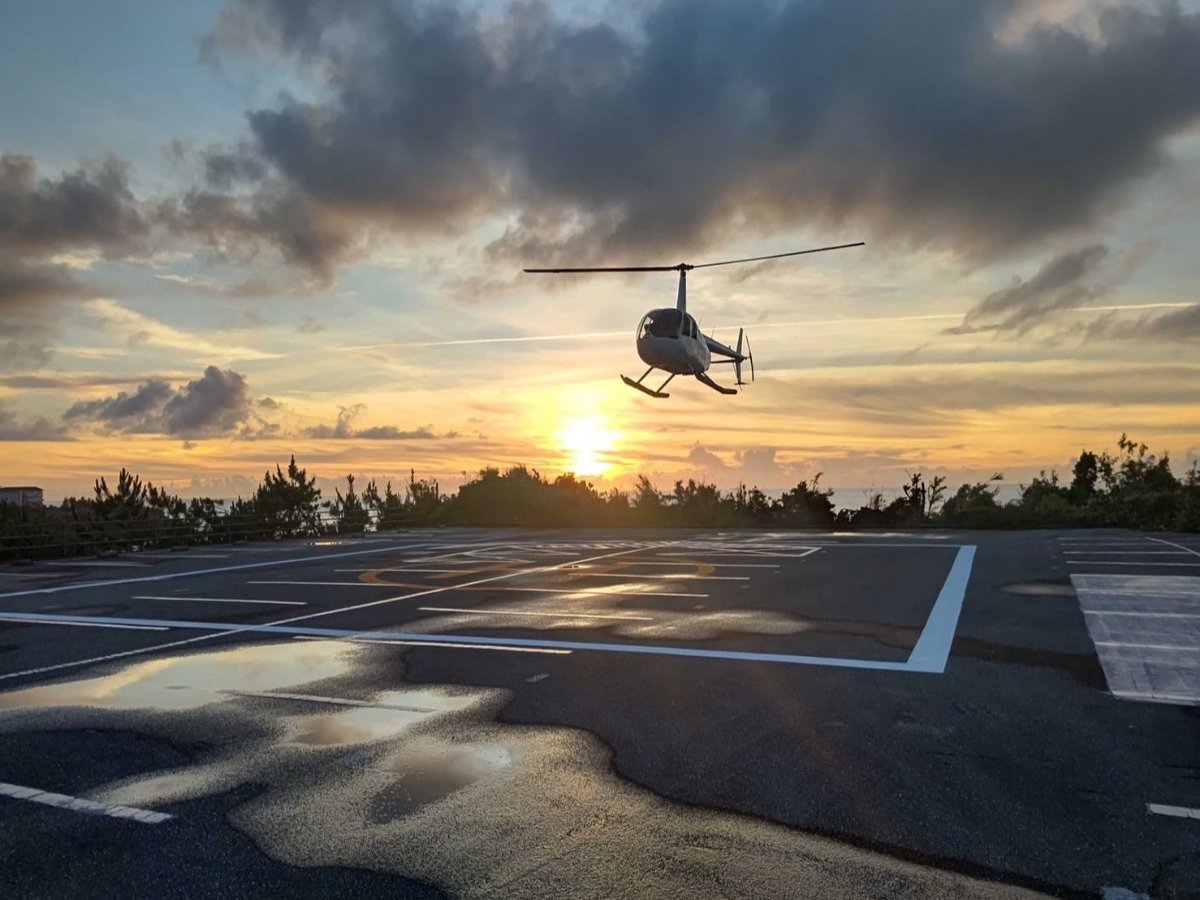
[614,561,781,569]
[0,781,173,824]
[247,580,394,588]
[417,606,655,622]
[1072,574,1200,705]
[292,635,571,655]
[563,572,751,581]
[1147,803,1200,820]
[132,595,306,607]
[1063,551,1190,555]
[43,560,152,568]
[0,544,651,681]
[134,552,231,559]
[1068,561,1200,567]
[0,539,977,677]
[0,540,473,600]
[0,616,168,631]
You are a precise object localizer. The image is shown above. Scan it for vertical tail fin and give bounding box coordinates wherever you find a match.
[735,328,745,386]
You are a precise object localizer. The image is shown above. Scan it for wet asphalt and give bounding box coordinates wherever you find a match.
[0,528,1197,899]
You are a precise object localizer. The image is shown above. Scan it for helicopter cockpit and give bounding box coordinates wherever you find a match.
[639,309,698,341]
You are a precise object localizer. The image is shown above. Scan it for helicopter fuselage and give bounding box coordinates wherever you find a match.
[636,308,711,374]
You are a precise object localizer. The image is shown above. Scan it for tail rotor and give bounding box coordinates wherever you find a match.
[734,328,755,387]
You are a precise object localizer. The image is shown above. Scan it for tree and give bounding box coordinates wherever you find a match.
[329,473,369,533]
[777,474,836,528]
[232,455,323,538]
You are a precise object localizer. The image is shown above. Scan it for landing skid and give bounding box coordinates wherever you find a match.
[621,374,669,398]
[695,372,738,395]
[621,366,675,398]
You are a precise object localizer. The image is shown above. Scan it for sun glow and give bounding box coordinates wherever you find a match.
[559,416,619,477]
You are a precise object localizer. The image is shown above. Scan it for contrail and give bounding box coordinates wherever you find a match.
[316,302,1197,353]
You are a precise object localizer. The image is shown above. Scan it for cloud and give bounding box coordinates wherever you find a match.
[954,244,1110,334]
[301,404,441,440]
[1084,303,1200,342]
[64,379,174,425]
[0,404,70,441]
[687,442,728,470]
[297,315,325,334]
[0,153,149,258]
[185,0,1200,276]
[63,366,260,439]
[87,298,279,362]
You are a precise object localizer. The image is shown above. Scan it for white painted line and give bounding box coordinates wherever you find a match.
[333,567,466,574]
[1147,537,1200,559]
[1063,551,1189,555]
[222,690,438,712]
[132,595,306,607]
[247,580,389,587]
[613,561,781,569]
[1095,641,1200,651]
[455,585,709,599]
[135,553,230,559]
[906,545,977,674]
[417,606,654,621]
[0,609,917,669]
[0,782,173,824]
[1147,803,1200,819]
[0,616,168,631]
[0,540,461,600]
[1082,610,1200,619]
[43,560,152,568]
[565,572,751,581]
[1065,564,1200,571]
[0,544,651,681]
[292,635,571,655]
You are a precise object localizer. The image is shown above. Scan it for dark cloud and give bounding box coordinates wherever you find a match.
[188,0,1200,274]
[63,366,258,438]
[302,404,440,440]
[1085,303,1200,342]
[0,404,71,441]
[161,367,252,436]
[0,153,148,258]
[0,152,152,364]
[64,379,175,426]
[0,250,84,368]
[954,244,1109,334]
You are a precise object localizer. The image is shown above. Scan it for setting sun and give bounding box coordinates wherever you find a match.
[558,416,619,478]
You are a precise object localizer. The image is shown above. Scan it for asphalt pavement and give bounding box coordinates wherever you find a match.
[0,528,1197,899]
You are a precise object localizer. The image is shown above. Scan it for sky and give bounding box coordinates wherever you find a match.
[2,0,1199,504]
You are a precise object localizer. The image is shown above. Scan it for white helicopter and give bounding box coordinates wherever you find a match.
[524,242,864,398]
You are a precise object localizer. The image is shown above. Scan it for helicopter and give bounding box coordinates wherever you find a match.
[525,242,864,398]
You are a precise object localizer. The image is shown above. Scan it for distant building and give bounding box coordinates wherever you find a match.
[0,486,44,507]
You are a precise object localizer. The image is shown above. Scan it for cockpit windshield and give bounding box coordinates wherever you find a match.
[640,309,683,339]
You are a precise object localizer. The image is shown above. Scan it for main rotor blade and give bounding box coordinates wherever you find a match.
[690,242,865,269]
[523,265,680,273]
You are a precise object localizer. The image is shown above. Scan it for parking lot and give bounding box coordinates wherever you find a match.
[1,528,1198,898]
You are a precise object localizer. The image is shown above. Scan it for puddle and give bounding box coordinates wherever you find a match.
[0,638,1048,899]
[285,689,475,746]
[0,641,354,713]
[371,744,517,820]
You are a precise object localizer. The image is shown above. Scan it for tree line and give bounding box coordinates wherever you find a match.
[1,434,1197,560]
